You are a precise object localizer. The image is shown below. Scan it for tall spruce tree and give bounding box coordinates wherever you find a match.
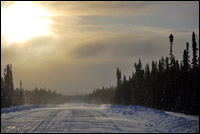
[190,32,198,114]
[1,76,5,108]
[115,68,122,104]
[183,42,190,72]
[181,42,192,113]
[192,32,198,68]
[169,34,175,67]
[144,64,151,106]
[3,64,14,108]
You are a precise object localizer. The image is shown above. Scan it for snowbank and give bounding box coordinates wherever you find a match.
[1,105,52,114]
[105,105,199,133]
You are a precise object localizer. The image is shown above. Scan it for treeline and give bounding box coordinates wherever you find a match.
[83,32,199,115]
[23,87,69,105]
[85,86,115,104]
[1,65,69,108]
[113,32,199,115]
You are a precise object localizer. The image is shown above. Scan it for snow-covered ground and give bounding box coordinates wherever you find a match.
[1,103,199,133]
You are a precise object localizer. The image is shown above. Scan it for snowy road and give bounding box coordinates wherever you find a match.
[1,103,199,133]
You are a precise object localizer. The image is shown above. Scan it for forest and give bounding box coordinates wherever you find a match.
[112,32,199,115]
[1,32,199,115]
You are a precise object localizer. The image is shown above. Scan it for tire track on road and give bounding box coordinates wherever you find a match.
[95,110,122,132]
[32,109,62,133]
[1,109,44,122]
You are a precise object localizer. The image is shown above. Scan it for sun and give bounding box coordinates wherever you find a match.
[1,2,53,43]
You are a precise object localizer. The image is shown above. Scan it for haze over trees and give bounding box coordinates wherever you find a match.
[1,65,69,108]
[1,32,199,115]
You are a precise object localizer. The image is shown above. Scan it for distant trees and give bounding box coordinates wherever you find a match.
[14,80,25,106]
[86,86,115,104]
[23,87,68,105]
[0,64,113,107]
[1,65,71,108]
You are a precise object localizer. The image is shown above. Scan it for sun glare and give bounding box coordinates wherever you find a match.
[2,2,53,43]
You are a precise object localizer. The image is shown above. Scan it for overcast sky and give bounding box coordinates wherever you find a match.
[1,1,199,95]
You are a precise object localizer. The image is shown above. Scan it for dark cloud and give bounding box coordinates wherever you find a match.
[167,29,199,33]
[70,42,108,59]
[70,34,168,61]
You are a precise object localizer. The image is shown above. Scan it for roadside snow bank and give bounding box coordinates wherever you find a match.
[107,105,166,116]
[105,105,199,133]
[1,105,53,114]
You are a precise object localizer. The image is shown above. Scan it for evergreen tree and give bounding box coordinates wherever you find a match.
[1,76,5,108]
[150,61,159,108]
[115,68,122,104]
[130,71,136,105]
[157,57,165,108]
[169,34,176,111]
[134,59,145,105]
[144,64,150,106]
[16,80,24,106]
[1,76,3,90]
[192,32,198,68]
[190,32,198,114]
[3,64,14,108]
[180,42,191,113]
[121,75,127,104]
[169,34,175,67]
[182,42,190,72]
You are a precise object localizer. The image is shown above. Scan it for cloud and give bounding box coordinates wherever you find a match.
[34,1,156,16]
[1,1,199,95]
[1,35,57,68]
[69,32,169,62]
[166,29,199,34]
[34,1,198,18]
